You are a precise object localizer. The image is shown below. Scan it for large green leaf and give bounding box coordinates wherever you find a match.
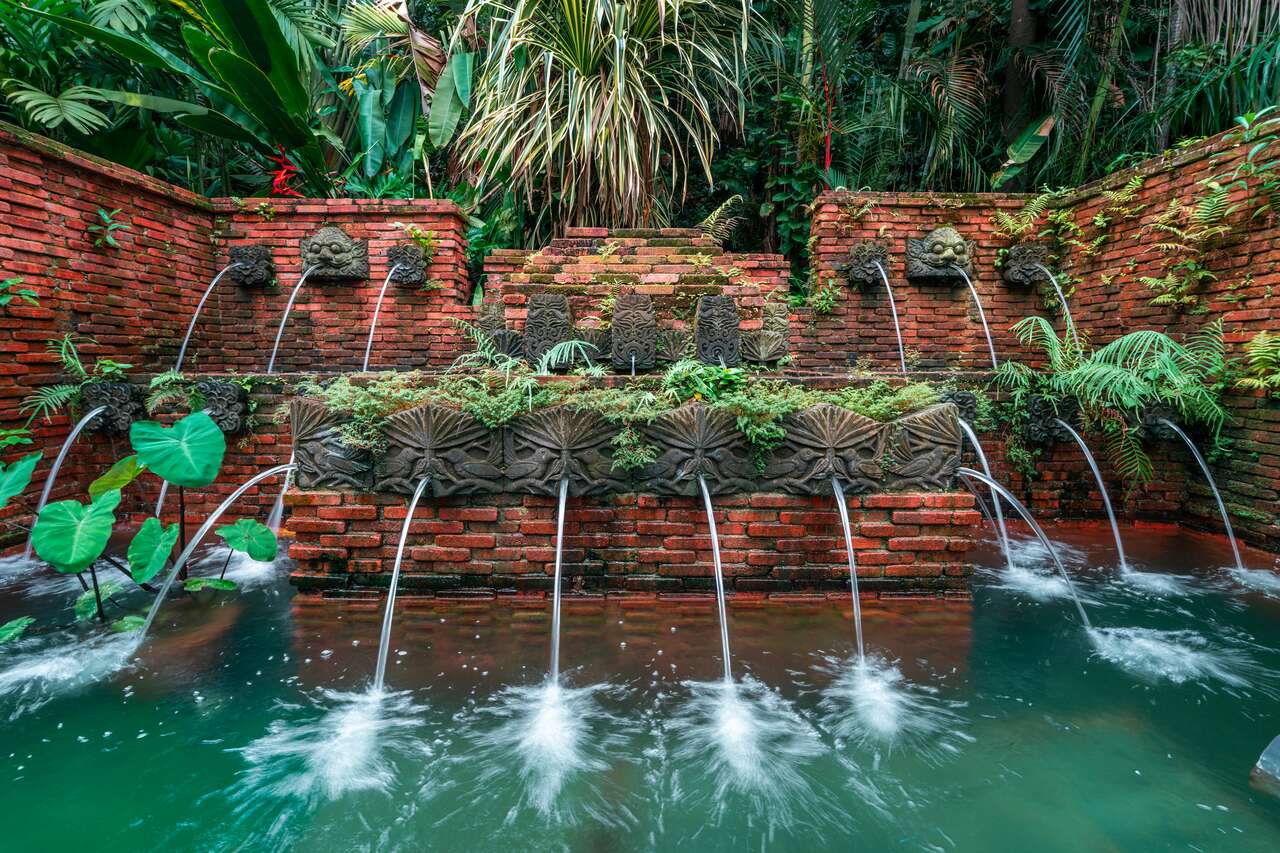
[89,455,145,500]
[355,76,388,178]
[177,110,264,148]
[216,518,277,562]
[74,581,121,621]
[427,59,464,147]
[200,0,310,118]
[184,577,237,592]
[992,115,1056,188]
[0,616,35,644]
[31,490,121,574]
[207,48,311,148]
[0,451,40,509]
[126,517,180,585]
[450,52,475,108]
[129,412,226,488]
[94,90,210,117]
[111,614,146,633]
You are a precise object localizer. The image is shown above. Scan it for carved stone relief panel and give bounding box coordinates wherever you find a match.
[763,403,887,495]
[300,225,369,281]
[227,244,275,288]
[905,226,975,284]
[762,301,791,338]
[882,402,962,490]
[639,402,756,496]
[610,293,657,372]
[290,398,373,490]
[573,326,611,364]
[522,293,573,365]
[375,403,503,496]
[694,295,741,366]
[1001,242,1052,287]
[844,239,889,287]
[387,243,427,287]
[195,379,249,433]
[741,330,788,365]
[504,406,628,496]
[82,382,145,434]
[655,329,691,363]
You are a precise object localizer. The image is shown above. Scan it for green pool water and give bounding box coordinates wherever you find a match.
[1,523,1278,851]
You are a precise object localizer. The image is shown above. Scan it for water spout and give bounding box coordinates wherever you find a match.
[696,475,733,684]
[266,266,320,375]
[1055,418,1128,573]
[957,467,1091,627]
[549,476,570,683]
[1159,418,1244,572]
[957,418,1012,571]
[174,263,241,373]
[830,475,864,663]
[372,474,431,693]
[1034,264,1081,353]
[23,405,109,561]
[952,266,998,371]
[871,261,907,375]
[361,264,404,373]
[136,462,296,643]
[266,452,296,534]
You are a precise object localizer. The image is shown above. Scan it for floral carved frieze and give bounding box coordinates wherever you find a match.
[639,402,755,496]
[375,403,503,496]
[695,295,741,367]
[1001,242,1052,287]
[655,329,691,363]
[844,240,889,287]
[196,379,249,433]
[290,398,373,490]
[300,225,369,282]
[82,382,145,434]
[882,402,962,490]
[763,403,887,495]
[387,243,427,287]
[522,293,573,366]
[741,330,788,365]
[906,226,975,285]
[227,244,275,288]
[505,406,628,496]
[610,293,657,372]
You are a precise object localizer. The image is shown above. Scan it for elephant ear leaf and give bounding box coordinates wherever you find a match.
[127,517,180,585]
[74,581,122,621]
[130,412,226,488]
[216,517,277,562]
[0,451,41,509]
[31,490,122,574]
[89,455,146,500]
[184,577,238,592]
[0,616,36,645]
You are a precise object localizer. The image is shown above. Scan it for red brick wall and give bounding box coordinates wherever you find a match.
[284,489,979,595]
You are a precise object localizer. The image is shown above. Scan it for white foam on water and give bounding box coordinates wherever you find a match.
[817,656,970,762]
[1118,567,1192,597]
[0,631,136,720]
[192,545,281,589]
[0,554,94,597]
[1227,567,1280,599]
[234,688,425,803]
[991,565,1074,602]
[1088,627,1259,688]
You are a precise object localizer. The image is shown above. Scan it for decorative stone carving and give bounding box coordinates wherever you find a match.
[504,406,627,496]
[1138,404,1179,441]
[522,293,573,365]
[640,402,755,496]
[82,381,144,434]
[1022,395,1078,445]
[764,403,888,495]
[476,301,506,334]
[290,398,373,490]
[227,244,274,288]
[300,225,369,281]
[489,329,523,358]
[844,240,889,287]
[906,226,974,284]
[375,403,503,496]
[573,327,611,364]
[883,402,962,490]
[195,379,249,433]
[1001,242,1052,287]
[694,295,741,366]
[655,329,690,363]
[762,301,791,338]
[610,293,657,372]
[940,390,979,425]
[387,244,427,287]
[741,330,788,364]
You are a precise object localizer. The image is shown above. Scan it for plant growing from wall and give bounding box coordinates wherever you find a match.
[1235,330,1280,396]
[19,335,132,423]
[1139,182,1236,311]
[0,277,37,309]
[86,207,129,248]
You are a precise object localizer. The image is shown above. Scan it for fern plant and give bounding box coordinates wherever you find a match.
[698,194,745,244]
[996,317,1228,484]
[19,335,132,424]
[1235,330,1280,395]
[1140,182,1237,311]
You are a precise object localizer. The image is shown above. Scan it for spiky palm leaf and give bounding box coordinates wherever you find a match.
[3,82,110,133]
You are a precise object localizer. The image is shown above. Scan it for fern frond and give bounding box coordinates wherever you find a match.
[698,194,744,244]
[536,339,599,375]
[20,384,78,423]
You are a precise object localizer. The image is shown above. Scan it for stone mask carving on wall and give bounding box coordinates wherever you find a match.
[1000,242,1052,287]
[883,402,962,490]
[505,406,628,495]
[300,225,369,281]
[763,403,887,495]
[290,398,373,489]
[639,402,755,495]
[387,243,426,287]
[906,226,974,284]
[195,379,249,433]
[82,381,145,433]
[227,244,275,288]
[610,293,657,372]
[694,295,741,366]
[522,293,573,366]
[844,240,889,287]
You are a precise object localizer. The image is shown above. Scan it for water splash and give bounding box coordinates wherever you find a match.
[1228,567,1280,598]
[266,265,319,374]
[373,474,431,693]
[871,260,907,375]
[957,418,1011,570]
[266,451,296,534]
[1159,418,1245,572]
[830,475,865,662]
[1054,418,1128,573]
[549,477,570,682]
[952,266,998,370]
[23,405,109,561]
[0,631,135,721]
[1088,627,1259,688]
[174,262,241,372]
[991,564,1075,601]
[1034,264,1081,352]
[696,475,733,683]
[361,263,404,372]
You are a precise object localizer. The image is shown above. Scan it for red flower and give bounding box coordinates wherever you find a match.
[268,147,304,198]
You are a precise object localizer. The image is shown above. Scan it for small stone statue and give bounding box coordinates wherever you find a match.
[300,225,369,281]
[906,226,974,284]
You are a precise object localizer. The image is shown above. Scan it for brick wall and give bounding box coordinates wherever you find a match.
[284,489,979,595]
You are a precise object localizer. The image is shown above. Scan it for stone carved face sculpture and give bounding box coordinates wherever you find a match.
[300,225,369,281]
[387,243,426,287]
[610,293,657,372]
[844,240,889,287]
[694,295,741,366]
[906,226,974,283]
[227,244,274,288]
[1001,242,1052,287]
